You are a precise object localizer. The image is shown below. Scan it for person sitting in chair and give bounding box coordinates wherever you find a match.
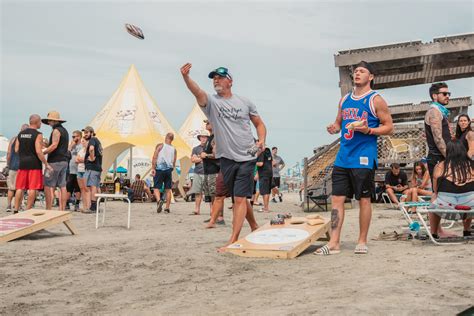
[384,163,409,207]
[432,140,474,238]
[404,161,432,203]
[127,174,152,202]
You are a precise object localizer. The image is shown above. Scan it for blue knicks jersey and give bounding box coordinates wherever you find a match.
[334,90,380,169]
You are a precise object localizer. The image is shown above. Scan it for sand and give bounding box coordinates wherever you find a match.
[0,193,472,315]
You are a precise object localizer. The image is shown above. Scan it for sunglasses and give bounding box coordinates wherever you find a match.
[215,67,228,75]
[437,92,451,97]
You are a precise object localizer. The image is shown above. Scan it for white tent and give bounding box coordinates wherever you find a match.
[0,135,9,157]
[89,64,192,195]
[116,147,152,179]
[178,104,208,149]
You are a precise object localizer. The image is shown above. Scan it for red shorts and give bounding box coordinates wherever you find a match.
[16,169,43,190]
[215,172,230,198]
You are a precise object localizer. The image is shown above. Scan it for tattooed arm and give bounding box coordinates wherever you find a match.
[426,108,447,157]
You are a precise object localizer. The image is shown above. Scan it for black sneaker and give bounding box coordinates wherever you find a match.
[157,200,164,213]
[164,208,170,214]
[271,198,277,203]
[279,194,283,202]
[6,206,12,212]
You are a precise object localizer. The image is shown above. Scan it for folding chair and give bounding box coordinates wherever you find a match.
[382,192,402,209]
[399,202,455,230]
[415,208,474,245]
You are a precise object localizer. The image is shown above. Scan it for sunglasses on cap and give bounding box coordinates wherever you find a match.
[437,92,451,97]
[208,67,232,80]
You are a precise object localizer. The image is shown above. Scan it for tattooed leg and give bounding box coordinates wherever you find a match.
[331,208,339,229]
[327,195,346,248]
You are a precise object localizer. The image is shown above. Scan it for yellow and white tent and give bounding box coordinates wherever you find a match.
[178,103,208,149]
[89,64,192,193]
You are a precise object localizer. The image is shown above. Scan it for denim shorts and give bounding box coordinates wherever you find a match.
[84,170,101,187]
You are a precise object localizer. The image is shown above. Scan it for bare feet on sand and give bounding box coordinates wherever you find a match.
[205,223,216,229]
[217,243,232,253]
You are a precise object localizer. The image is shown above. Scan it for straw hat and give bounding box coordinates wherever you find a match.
[41,111,66,124]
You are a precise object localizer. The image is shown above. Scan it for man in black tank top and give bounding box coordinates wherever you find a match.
[42,111,70,210]
[14,114,51,213]
[424,82,452,183]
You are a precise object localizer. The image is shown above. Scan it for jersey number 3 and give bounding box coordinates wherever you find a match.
[344,123,354,140]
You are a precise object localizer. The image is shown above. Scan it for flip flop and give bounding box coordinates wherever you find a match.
[313,245,341,256]
[189,212,200,215]
[354,244,368,254]
[372,231,399,241]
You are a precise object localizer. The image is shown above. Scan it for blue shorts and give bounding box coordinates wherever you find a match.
[84,170,101,187]
[154,169,173,190]
[77,171,85,179]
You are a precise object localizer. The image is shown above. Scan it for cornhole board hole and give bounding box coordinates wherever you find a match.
[224,217,330,259]
[0,210,77,243]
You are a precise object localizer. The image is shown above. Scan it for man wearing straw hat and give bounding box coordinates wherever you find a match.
[42,111,70,210]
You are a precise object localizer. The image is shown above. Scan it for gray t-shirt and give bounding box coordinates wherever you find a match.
[201,93,259,162]
[191,145,205,175]
[69,143,83,175]
[272,154,285,178]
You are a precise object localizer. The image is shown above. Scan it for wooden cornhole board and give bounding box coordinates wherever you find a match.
[0,209,77,243]
[224,217,331,259]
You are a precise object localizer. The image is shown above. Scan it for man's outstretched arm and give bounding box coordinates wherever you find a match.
[180,63,208,107]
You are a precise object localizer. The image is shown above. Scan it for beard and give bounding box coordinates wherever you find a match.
[214,85,223,93]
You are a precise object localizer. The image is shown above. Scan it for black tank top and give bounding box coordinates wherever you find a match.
[438,177,474,194]
[203,134,220,174]
[47,124,70,163]
[425,113,451,156]
[18,128,42,170]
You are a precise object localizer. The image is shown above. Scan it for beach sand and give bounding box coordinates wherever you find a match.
[0,193,472,315]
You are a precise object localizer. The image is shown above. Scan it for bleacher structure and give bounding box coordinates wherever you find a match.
[303,33,474,211]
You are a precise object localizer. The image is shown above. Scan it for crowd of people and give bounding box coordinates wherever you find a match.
[380,83,474,239]
[5,112,103,214]
[3,61,472,253]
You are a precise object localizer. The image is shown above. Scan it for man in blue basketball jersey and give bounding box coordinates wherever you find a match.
[315,61,393,255]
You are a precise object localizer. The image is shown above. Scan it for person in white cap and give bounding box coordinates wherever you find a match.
[189,130,209,215]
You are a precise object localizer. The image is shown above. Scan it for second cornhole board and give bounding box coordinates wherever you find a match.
[0,210,77,243]
[224,217,330,259]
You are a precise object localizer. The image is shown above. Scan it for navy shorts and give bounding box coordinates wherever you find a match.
[332,166,374,200]
[154,169,173,190]
[220,158,256,198]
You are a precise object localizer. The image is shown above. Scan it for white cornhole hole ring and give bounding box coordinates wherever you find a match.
[245,228,310,245]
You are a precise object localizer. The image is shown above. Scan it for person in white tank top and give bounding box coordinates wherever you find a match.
[151,133,177,213]
[156,143,175,170]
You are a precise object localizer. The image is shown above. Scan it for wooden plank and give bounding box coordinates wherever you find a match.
[0,210,76,243]
[224,218,330,259]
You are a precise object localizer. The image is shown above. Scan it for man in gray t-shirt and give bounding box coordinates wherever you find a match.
[271,147,285,203]
[181,63,267,251]
[189,133,207,215]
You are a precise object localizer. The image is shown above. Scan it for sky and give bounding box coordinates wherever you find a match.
[1,0,473,168]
